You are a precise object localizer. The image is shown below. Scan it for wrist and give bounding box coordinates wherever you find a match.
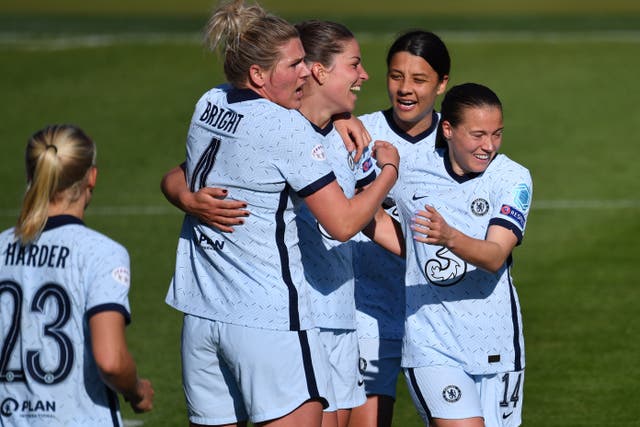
[380,163,399,179]
[177,190,194,211]
[124,378,143,404]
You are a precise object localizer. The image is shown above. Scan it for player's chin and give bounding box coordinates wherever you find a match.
[286,95,303,110]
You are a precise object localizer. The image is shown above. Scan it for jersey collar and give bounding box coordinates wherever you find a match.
[226,86,263,104]
[383,108,439,144]
[442,147,483,184]
[43,215,84,231]
[308,119,334,137]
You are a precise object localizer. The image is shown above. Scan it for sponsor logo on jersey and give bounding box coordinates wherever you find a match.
[311,144,327,161]
[513,184,531,211]
[442,385,462,403]
[425,247,467,287]
[500,204,526,228]
[1,397,56,419]
[412,194,428,201]
[470,198,490,216]
[347,152,356,170]
[193,229,225,251]
[111,266,130,287]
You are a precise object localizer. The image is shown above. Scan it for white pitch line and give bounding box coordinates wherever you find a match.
[2,30,640,51]
[1,200,639,217]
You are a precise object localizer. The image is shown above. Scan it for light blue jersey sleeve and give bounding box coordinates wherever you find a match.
[488,156,533,244]
[83,233,132,322]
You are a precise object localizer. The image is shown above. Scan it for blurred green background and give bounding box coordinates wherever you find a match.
[1,1,639,426]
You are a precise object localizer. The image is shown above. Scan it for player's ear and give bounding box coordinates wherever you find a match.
[87,166,98,191]
[248,64,265,87]
[437,75,449,96]
[311,62,327,84]
[441,120,453,140]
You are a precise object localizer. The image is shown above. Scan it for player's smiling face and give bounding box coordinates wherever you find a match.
[263,37,310,110]
[387,52,448,136]
[443,105,504,175]
[323,38,368,116]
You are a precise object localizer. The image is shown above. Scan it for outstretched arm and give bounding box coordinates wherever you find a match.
[412,205,517,273]
[161,163,249,232]
[304,140,399,242]
[90,311,154,413]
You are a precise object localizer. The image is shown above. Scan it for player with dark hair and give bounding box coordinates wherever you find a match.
[0,124,154,426]
[349,29,450,427]
[367,83,532,427]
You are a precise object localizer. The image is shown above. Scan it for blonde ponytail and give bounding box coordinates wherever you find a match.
[15,125,96,244]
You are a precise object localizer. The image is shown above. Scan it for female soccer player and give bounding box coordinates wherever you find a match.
[0,124,154,426]
[164,2,399,426]
[349,30,450,427]
[367,83,532,427]
[293,20,372,427]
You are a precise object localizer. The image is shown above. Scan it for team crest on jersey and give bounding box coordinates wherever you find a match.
[425,247,467,286]
[111,266,130,287]
[500,205,526,228]
[311,144,327,161]
[442,385,462,403]
[513,184,531,211]
[470,198,490,216]
[359,357,367,373]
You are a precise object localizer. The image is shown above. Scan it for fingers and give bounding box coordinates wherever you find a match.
[202,209,250,232]
[351,130,371,163]
[200,187,229,198]
[363,127,372,145]
[131,379,154,413]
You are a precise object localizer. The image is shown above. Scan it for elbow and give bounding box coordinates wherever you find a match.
[483,259,505,274]
[95,351,128,379]
[321,221,359,242]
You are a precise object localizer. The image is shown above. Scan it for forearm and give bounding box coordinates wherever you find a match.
[314,166,397,242]
[160,163,190,210]
[445,229,508,273]
[363,208,404,257]
[98,351,143,403]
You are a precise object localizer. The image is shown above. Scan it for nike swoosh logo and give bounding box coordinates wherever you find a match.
[357,380,364,386]
[412,194,428,201]
[502,412,513,419]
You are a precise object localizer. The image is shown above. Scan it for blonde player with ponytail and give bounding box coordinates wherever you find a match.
[1,125,154,427]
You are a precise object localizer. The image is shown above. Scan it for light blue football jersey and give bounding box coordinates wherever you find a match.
[352,109,440,340]
[392,147,532,374]
[295,121,376,330]
[166,86,336,331]
[0,215,131,427]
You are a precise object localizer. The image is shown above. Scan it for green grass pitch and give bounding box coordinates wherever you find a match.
[1,1,640,426]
